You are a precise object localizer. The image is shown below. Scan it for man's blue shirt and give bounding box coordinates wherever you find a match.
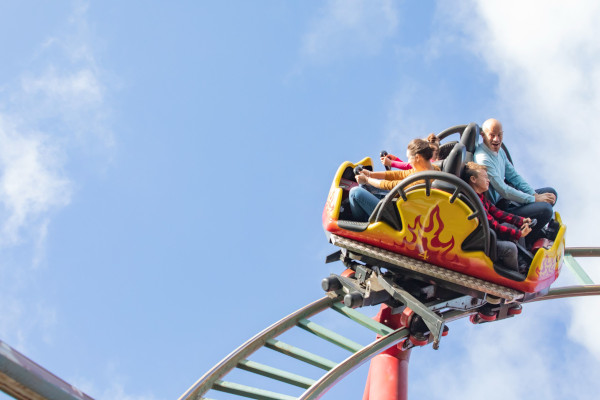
[473,143,535,204]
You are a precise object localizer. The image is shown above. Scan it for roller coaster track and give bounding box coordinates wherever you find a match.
[0,248,597,400]
[0,339,93,400]
[178,248,600,400]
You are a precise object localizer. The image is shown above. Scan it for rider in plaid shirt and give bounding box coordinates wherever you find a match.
[479,192,525,241]
[464,162,533,272]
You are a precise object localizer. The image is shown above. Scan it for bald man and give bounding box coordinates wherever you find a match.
[474,118,557,246]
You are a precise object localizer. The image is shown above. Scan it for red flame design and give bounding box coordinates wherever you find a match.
[399,205,457,263]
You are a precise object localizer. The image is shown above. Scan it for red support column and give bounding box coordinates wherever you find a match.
[363,304,412,400]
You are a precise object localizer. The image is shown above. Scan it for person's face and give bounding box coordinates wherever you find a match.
[481,125,503,153]
[406,149,415,163]
[470,169,490,193]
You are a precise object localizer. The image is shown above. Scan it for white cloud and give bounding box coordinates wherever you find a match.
[358,0,600,396]
[300,0,399,65]
[0,0,111,386]
[411,0,600,397]
[456,0,600,320]
[0,118,71,246]
[0,4,155,400]
[567,295,600,358]
[0,0,113,254]
[449,0,600,236]
[22,68,103,106]
[411,301,597,399]
[0,3,159,400]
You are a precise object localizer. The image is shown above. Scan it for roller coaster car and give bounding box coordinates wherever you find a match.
[322,123,566,298]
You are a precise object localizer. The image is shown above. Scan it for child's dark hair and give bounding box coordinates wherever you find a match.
[407,138,434,160]
[426,133,440,152]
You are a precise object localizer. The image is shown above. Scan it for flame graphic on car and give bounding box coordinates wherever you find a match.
[535,254,556,280]
[400,205,457,262]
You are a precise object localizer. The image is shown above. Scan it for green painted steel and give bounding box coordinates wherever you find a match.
[178,296,337,400]
[265,339,337,370]
[182,281,600,400]
[564,254,594,285]
[212,380,297,400]
[565,247,600,257]
[330,302,394,336]
[529,285,600,302]
[297,318,363,353]
[298,327,410,400]
[237,359,316,389]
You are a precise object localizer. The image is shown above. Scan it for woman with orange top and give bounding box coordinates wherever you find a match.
[349,138,440,222]
[380,133,440,170]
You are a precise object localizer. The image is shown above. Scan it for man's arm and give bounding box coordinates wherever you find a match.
[477,151,535,204]
[503,155,536,198]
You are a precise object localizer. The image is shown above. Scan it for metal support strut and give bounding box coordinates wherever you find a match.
[363,305,411,400]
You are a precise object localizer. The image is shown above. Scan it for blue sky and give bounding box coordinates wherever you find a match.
[1,1,599,399]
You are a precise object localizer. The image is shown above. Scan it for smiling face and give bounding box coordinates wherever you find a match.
[481,119,503,153]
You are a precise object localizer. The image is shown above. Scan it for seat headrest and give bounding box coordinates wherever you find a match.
[437,141,458,161]
[442,142,466,178]
[460,123,479,154]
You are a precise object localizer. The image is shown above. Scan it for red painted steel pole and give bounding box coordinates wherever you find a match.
[363,346,411,400]
[362,305,411,400]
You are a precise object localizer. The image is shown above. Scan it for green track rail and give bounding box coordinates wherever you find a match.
[180,248,600,400]
[178,294,406,400]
